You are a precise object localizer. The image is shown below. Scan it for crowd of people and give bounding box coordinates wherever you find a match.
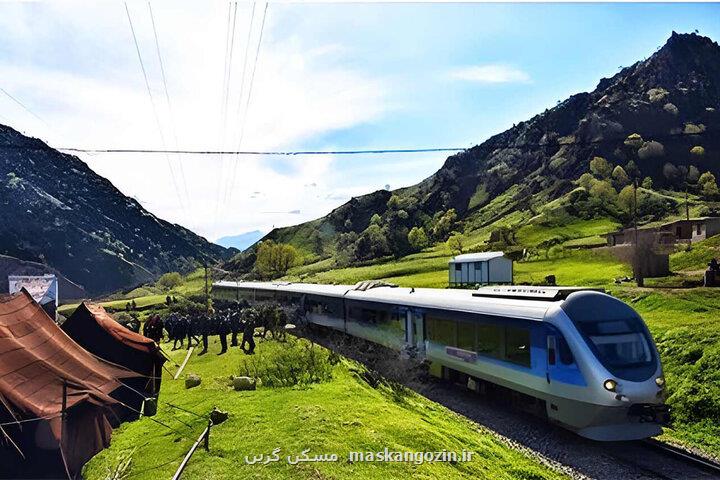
[141,301,292,355]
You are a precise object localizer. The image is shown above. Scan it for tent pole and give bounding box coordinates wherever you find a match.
[60,379,72,480]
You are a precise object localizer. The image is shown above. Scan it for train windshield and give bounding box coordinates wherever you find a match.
[575,317,655,380]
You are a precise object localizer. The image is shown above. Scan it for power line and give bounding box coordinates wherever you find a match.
[214,2,239,232]
[52,146,467,155]
[0,87,50,128]
[222,1,256,203]
[1,127,715,157]
[124,2,187,213]
[226,2,267,203]
[148,2,190,203]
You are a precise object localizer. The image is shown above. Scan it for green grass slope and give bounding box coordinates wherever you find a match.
[84,338,563,480]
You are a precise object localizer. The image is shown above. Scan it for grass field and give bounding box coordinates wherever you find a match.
[84,338,564,480]
[287,247,630,288]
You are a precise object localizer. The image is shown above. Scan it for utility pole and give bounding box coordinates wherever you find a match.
[204,260,209,313]
[633,177,644,287]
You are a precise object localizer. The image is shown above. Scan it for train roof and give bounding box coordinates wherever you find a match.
[213,281,607,322]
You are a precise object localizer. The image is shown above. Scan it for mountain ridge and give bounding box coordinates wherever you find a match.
[233,32,720,272]
[0,125,235,295]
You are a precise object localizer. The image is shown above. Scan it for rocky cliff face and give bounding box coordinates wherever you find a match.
[0,127,234,295]
[254,32,719,262]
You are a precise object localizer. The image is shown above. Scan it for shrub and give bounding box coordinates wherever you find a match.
[638,140,664,160]
[157,272,183,290]
[589,156,612,179]
[612,165,630,188]
[255,240,298,279]
[663,103,679,115]
[690,145,705,157]
[447,233,465,255]
[589,180,617,202]
[624,133,644,150]
[684,123,706,135]
[407,226,429,251]
[238,337,335,387]
[646,87,668,103]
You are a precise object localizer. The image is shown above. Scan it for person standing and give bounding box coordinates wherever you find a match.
[240,308,257,355]
[218,309,230,355]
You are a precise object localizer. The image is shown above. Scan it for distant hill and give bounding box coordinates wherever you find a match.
[216,230,264,251]
[0,126,235,295]
[229,32,720,273]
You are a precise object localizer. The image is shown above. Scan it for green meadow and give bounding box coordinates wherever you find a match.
[84,338,564,480]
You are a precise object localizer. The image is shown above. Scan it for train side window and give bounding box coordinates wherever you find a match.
[427,316,456,347]
[505,327,531,367]
[558,336,575,365]
[457,321,475,351]
[476,324,502,358]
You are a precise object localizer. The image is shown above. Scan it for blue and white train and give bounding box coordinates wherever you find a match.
[212,281,669,441]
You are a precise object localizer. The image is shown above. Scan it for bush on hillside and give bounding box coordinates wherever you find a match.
[157,272,183,290]
[238,337,335,387]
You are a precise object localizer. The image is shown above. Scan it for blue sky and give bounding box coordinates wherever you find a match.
[1,2,718,241]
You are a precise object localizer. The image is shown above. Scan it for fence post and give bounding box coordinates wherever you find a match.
[204,419,211,451]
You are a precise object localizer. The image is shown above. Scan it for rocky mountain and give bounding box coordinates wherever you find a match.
[0,126,235,295]
[237,32,719,269]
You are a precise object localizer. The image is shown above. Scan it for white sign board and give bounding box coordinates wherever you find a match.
[8,275,59,311]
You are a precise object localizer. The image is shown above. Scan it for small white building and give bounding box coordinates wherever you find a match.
[448,252,513,287]
[8,274,58,320]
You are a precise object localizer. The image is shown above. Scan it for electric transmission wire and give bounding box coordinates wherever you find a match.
[222,1,256,203]
[0,87,50,129]
[212,1,239,235]
[225,1,267,203]
[148,1,191,203]
[124,2,187,213]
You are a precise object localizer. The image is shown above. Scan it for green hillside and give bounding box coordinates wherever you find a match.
[84,337,564,480]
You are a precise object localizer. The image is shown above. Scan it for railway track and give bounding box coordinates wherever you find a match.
[641,439,720,478]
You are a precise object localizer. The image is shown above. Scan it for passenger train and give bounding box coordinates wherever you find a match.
[213,280,669,441]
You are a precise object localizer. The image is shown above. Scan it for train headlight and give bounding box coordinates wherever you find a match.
[655,377,665,388]
[603,379,617,392]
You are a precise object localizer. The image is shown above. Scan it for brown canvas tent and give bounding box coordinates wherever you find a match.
[62,303,166,410]
[0,290,141,478]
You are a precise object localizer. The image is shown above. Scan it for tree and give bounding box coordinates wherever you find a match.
[355,224,390,260]
[637,140,664,160]
[641,176,653,189]
[611,165,630,189]
[690,145,705,158]
[625,160,641,181]
[589,180,617,202]
[447,233,464,255]
[577,172,596,190]
[699,172,719,197]
[617,185,636,214]
[311,231,324,256]
[431,209,458,241]
[255,240,298,279]
[589,156,612,179]
[157,272,183,290]
[407,226,429,251]
[369,213,383,226]
[624,133,644,149]
[663,162,683,187]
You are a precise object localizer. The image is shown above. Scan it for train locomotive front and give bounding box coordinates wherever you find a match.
[543,290,669,440]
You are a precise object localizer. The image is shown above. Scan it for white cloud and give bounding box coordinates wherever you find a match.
[0,2,395,241]
[448,64,530,84]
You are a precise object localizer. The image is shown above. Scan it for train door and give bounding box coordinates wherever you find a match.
[545,325,583,386]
